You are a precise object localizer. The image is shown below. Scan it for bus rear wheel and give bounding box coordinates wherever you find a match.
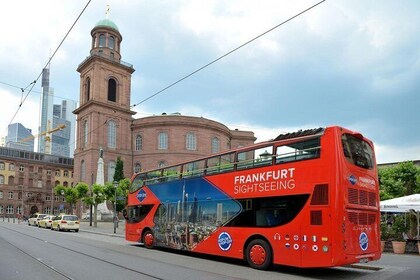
[143,230,154,249]
[245,239,272,270]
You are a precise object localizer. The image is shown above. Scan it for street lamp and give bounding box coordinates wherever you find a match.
[113,181,118,234]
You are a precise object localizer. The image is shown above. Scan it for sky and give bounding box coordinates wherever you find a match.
[0,0,419,164]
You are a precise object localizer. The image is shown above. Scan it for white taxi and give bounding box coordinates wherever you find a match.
[51,214,80,232]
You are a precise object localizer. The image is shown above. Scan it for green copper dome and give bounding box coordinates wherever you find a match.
[95,19,119,31]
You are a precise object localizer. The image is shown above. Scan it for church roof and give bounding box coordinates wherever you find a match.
[95,19,119,31]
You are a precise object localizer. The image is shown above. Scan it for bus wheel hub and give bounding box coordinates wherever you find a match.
[250,245,266,265]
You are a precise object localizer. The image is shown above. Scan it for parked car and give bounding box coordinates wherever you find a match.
[38,215,55,229]
[51,214,80,232]
[28,213,47,226]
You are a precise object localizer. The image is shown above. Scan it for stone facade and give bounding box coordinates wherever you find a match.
[0,147,74,218]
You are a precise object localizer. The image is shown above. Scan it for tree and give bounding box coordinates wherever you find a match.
[379,161,420,238]
[82,184,106,227]
[379,161,420,200]
[54,185,78,214]
[113,157,124,182]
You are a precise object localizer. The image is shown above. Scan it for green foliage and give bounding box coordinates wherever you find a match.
[380,220,390,241]
[113,157,124,182]
[75,182,89,198]
[389,215,409,241]
[379,161,420,199]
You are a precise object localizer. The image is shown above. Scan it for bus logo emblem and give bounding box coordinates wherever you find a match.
[359,232,368,251]
[137,189,146,202]
[349,175,357,185]
[218,232,232,251]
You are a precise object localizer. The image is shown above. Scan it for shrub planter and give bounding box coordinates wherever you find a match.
[392,241,406,254]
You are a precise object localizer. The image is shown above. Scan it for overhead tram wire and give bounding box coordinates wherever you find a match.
[68,0,327,152]
[130,0,326,109]
[4,0,92,133]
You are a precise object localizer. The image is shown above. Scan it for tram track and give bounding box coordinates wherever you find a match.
[0,224,165,280]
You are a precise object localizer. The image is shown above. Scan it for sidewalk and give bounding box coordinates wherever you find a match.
[79,221,125,238]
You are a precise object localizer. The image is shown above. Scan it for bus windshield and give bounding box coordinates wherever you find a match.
[341,134,374,169]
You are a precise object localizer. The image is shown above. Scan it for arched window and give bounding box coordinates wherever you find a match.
[85,77,91,101]
[108,161,116,182]
[8,176,14,186]
[108,120,116,148]
[211,137,220,153]
[109,36,115,49]
[83,120,88,147]
[134,163,141,173]
[135,135,142,151]
[80,160,85,182]
[108,78,117,102]
[99,34,106,47]
[158,161,166,168]
[158,132,168,150]
[186,133,197,150]
[0,175,4,184]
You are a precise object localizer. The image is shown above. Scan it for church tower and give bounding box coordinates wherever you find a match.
[73,17,135,184]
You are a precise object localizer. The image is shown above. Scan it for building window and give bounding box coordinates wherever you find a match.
[108,120,117,148]
[80,160,86,182]
[134,163,141,173]
[83,120,88,147]
[0,191,3,199]
[108,161,116,182]
[46,195,51,201]
[8,192,13,199]
[47,169,52,176]
[0,205,3,214]
[135,135,142,151]
[6,205,13,214]
[158,132,168,150]
[99,34,106,47]
[109,36,115,49]
[86,77,91,101]
[211,137,220,153]
[19,165,24,172]
[16,205,22,215]
[158,161,166,168]
[108,78,117,102]
[8,176,14,186]
[0,162,4,170]
[9,163,15,171]
[55,170,61,176]
[0,175,4,184]
[64,170,69,177]
[186,133,197,150]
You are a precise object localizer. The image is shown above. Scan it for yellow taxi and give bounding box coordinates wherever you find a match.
[28,213,47,226]
[51,214,80,232]
[38,215,55,229]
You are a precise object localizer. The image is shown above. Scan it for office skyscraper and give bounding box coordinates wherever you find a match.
[6,123,34,152]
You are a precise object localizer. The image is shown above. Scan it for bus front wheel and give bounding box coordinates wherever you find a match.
[143,230,154,249]
[245,239,272,270]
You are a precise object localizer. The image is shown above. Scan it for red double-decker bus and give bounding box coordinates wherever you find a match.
[125,126,381,269]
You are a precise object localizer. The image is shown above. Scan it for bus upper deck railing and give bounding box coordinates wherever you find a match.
[139,145,321,186]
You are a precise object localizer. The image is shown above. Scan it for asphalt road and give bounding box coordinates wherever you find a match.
[0,221,419,280]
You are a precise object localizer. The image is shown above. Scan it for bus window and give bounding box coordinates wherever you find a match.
[161,165,181,182]
[237,146,273,170]
[227,194,309,227]
[341,134,373,169]
[206,152,235,175]
[182,159,206,178]
[126,204,153,223]
[276,137,320,164]
[130,173,146,193]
